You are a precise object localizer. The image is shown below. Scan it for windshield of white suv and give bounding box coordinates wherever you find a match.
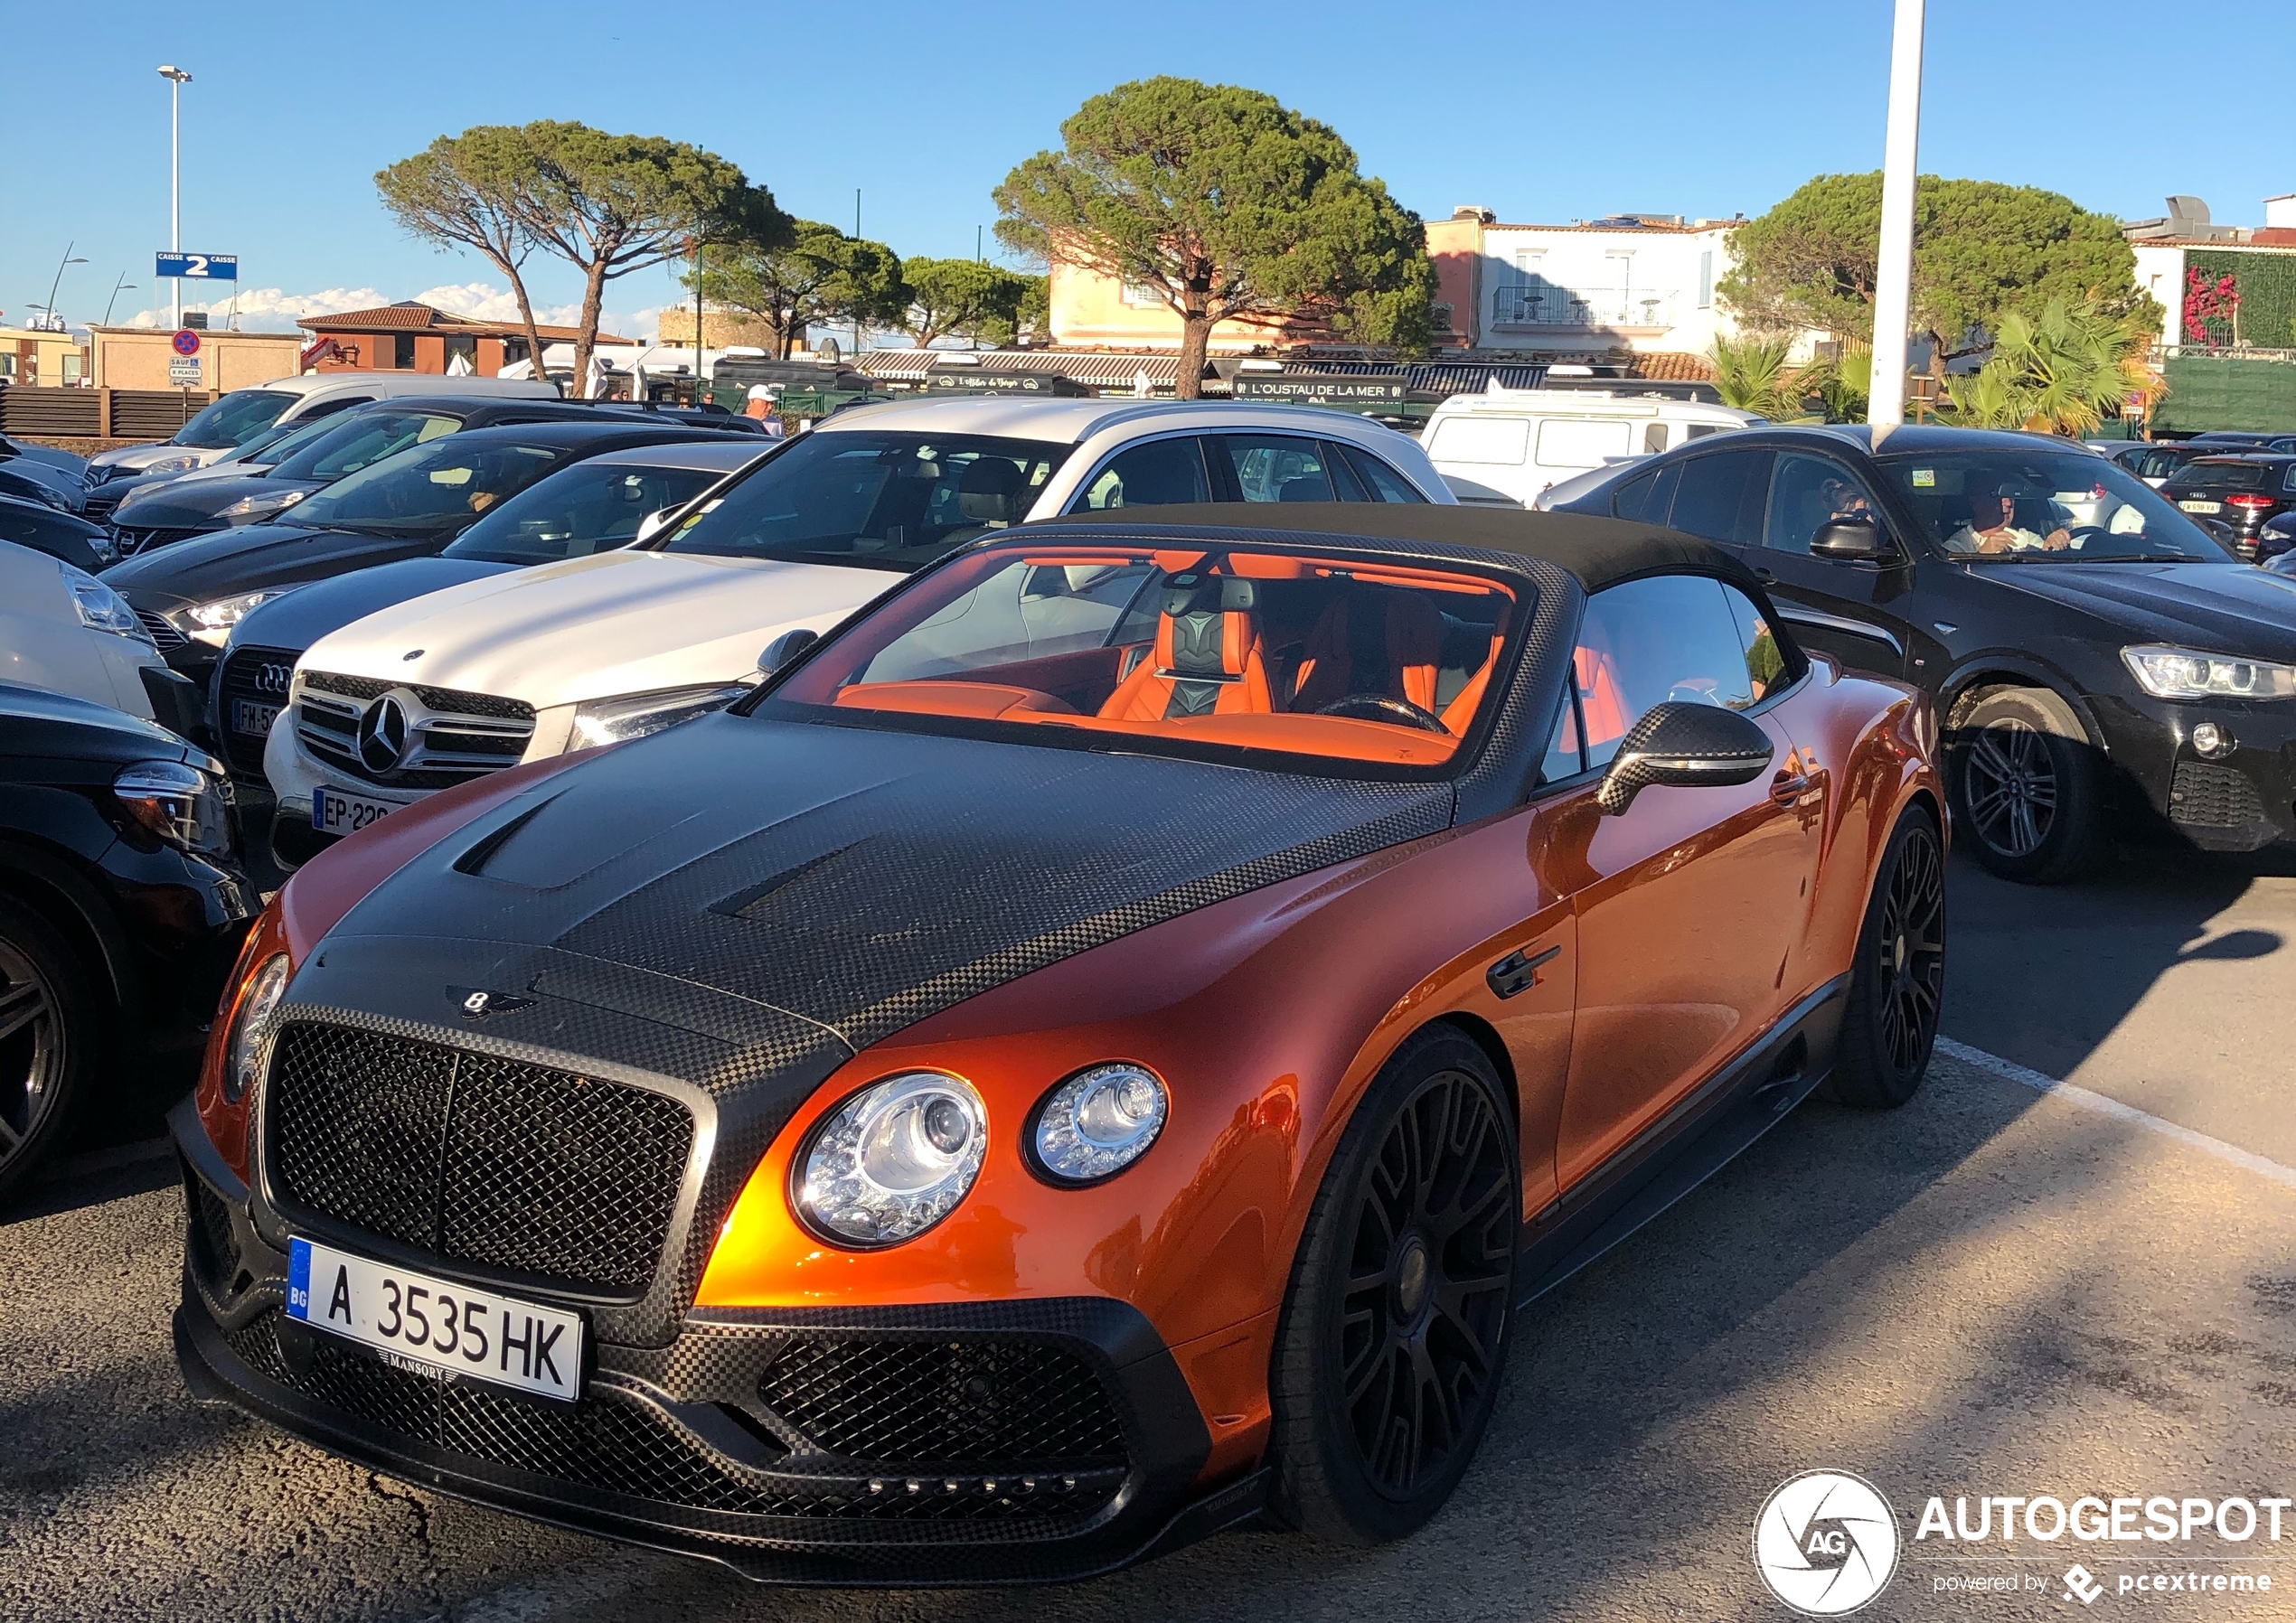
[445,459,730,565]
[270,410,462,483]
[173,389,298,449]
[1878,448,2234,562]
[286,437,567,534]
[657,430,1069,571]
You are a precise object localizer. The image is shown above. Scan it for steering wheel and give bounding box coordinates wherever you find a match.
[2065,524,2112,550]
[1316,694,1448,732]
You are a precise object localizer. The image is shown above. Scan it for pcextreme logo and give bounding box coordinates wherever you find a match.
[1754,1470,1904,1616]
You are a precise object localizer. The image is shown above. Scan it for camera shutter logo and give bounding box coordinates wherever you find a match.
[1752,1470,1901,1616]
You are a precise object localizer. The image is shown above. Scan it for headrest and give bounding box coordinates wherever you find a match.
[957,456,1024,522]
[1159,573,1258,679]
[1161,573,1257,618]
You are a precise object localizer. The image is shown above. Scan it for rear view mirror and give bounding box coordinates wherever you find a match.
[757,627,819,676]
[1809,516,1890,560]
[1596,702,1775,816]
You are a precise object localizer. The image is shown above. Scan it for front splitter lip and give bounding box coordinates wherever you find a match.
[174,1291,1267,1588]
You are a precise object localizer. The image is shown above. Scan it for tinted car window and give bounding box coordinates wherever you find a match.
[2166,460,2275,491]
[1726,584,1793,699]
[287,438,567,533]
[663,430,1068,570]
[1336,444,1426,502]
[1074,437,1213,511]
[1539,690,1585,783]
[1610,462,1680,523]
[446,461,729,565]
[1669,449,1763,544]
[173,389,298,448]
[1220,435,1338,502]
[1880,448,2229,561]
[275,411,462,482]
[1574,574,1760,768]
[1764,452,1882,553]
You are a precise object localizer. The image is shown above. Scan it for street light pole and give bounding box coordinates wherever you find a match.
[1867,0,1923,431]
[157,66,193,327]
[43,243,88,328]
[103,276,136,329]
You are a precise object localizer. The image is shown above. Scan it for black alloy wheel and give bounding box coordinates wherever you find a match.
[1961,718,2056,860]
[1268,1026,1518,1543]
[1828,807,1946,1109]
[1951,688,2105,884]
[0,897,96,1201]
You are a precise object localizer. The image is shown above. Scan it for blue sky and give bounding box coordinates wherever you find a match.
[4,0,2289,341]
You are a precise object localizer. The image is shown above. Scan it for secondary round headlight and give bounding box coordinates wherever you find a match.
[224,953,291,1104]
[1030,1063,1168,1186]
[795,1071,986,1247]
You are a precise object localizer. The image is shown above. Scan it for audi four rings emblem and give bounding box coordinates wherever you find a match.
[253,661,291,696]
[355,694,411,774]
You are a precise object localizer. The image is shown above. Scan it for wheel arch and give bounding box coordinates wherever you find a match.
[0,840,136,1018]
[1938,659,2102,746]
[1426,1009,1521,1128]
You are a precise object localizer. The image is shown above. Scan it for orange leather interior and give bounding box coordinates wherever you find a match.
[1436,633,1508,736]
[1290,588,1446,715]
[1576,646,1631,748]
[1098,575,1275,721]
[833,681,1079,720]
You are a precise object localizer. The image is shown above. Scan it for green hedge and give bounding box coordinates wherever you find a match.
[2154,354,2296,433]
[2186,249,2296,348]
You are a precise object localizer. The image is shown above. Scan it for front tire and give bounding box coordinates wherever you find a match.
[1266,1026,1518,1543]
[0,896,100,1202]
[1826,807,1946,1110]
[1950,687,2106,883]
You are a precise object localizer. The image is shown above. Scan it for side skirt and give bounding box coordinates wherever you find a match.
[1513,973,1850,1307]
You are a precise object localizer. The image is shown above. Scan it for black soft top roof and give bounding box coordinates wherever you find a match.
[1027,501,1752,595]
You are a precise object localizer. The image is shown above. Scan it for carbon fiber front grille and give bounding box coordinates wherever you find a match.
[216,644,298,775]
[2170,760,2267,830]
[759,1340,1126,1467]
[221,1313,1124,1524]
[189,1175,240,1288]
[264,1023,693,1293]
[295,672,535,790]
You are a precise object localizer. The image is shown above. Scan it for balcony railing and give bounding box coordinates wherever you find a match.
[1491,286,1681,330]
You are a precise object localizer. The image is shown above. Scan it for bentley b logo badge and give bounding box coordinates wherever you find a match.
[453,988,535,1019]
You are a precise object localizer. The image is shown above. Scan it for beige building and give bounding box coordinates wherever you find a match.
[90,326,305,390]
[0,323,92,388]
[657,306,785,350]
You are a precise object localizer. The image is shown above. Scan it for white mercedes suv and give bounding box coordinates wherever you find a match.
[267,395,1453,854]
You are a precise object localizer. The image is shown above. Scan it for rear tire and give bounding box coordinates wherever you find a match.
[1949,687,2107,884]
[1825,807,1946,1110]
[0,896,101,1202]
[1266,1026,1518,1543]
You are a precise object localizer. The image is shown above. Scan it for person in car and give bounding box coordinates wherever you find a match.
[1949,486,2073,555]
[1820,474,1877,528]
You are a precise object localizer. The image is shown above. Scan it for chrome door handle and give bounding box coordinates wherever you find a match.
[1771,771,1810,803]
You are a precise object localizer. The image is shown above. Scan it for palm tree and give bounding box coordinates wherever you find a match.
[1710,333,1804,420]
[1943,297,2156,436]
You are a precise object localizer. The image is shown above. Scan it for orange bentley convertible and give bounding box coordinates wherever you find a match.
[174,503,1944,1584]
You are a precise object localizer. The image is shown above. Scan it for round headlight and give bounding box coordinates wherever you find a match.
[1030,1063,1168,1186]
[795,1071,986,1247]
[224,953,291,1103]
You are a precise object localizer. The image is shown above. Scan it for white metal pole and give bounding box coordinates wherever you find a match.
[1868,0,1924,428]
[171,74,181,327]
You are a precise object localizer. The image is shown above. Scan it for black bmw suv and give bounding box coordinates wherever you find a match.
[1555,425,2296,881]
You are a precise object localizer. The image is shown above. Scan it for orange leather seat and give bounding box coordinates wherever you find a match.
[1098,574,1275,720]
[1289,587,1446,715]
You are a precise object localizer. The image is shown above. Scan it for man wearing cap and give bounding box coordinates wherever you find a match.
[1949,487,2073,554]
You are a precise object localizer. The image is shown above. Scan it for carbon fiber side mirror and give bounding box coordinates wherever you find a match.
[1596,701,1775,816]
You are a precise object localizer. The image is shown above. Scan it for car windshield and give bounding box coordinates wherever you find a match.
[271,410,463,483]
[173,389,299,448]
[757,541,1519,774]
[286,437,567,534]
[1878,448,2233,562]
[231,417,334,464]
[658,429,1069,571]
[2168,459,2289,492]
[445,458,735,565]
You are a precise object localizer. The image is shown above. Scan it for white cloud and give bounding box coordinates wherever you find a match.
[126,280,662,343]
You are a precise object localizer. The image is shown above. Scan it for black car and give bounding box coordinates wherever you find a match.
[107,397,677,556]
[1555,424,2296,880]
[0,681,256,1197]
[2158,455,2296,558]
[102,422,725,691]
[0,461,83,515]
[0,494,118,571]
[2108,441,2217,488]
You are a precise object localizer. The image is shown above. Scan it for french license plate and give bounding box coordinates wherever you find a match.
[2179,499,2223,514]
[231,698,280,738]
[312,784,409,834]
[287,1236,583,1403]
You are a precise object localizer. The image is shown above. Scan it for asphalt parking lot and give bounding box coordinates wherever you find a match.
[5,847,2295,1623]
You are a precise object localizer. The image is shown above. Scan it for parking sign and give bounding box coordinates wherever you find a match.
[172,328,202,357]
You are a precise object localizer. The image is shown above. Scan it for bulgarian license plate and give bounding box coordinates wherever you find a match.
[2179,499,2223,514]
[313,784,409,834]
[287,1236,583,1403]
[231,698,280,737]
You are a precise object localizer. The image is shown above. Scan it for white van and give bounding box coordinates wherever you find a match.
[85,371,562,502]
[1424,385,1761,508]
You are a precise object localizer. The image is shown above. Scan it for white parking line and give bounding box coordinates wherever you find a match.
[1936,1035,2296,1191]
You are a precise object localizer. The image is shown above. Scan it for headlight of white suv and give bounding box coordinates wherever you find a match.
[569,682,749,748]
[2122,644,2296,700]
[795,1072,988,1247]
[62,564,152,642]
[220,488,306,521]
[179,588,298,646]
[140,454,203,477]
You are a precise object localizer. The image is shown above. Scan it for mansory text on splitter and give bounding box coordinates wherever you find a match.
[174,503,1946,1584]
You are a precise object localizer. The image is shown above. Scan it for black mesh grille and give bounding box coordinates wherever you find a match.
[217,645,299,774]
[759,1339,1125,1467]
[189,1176,240,1287]
[2170,760,2267,829]
[221,1313,1121,1523]
[302,671,536,719]
[115,523,209,555]
[265,1023,692,1293]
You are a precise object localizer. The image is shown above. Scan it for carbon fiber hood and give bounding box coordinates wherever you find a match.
[303,710,1454,1068]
